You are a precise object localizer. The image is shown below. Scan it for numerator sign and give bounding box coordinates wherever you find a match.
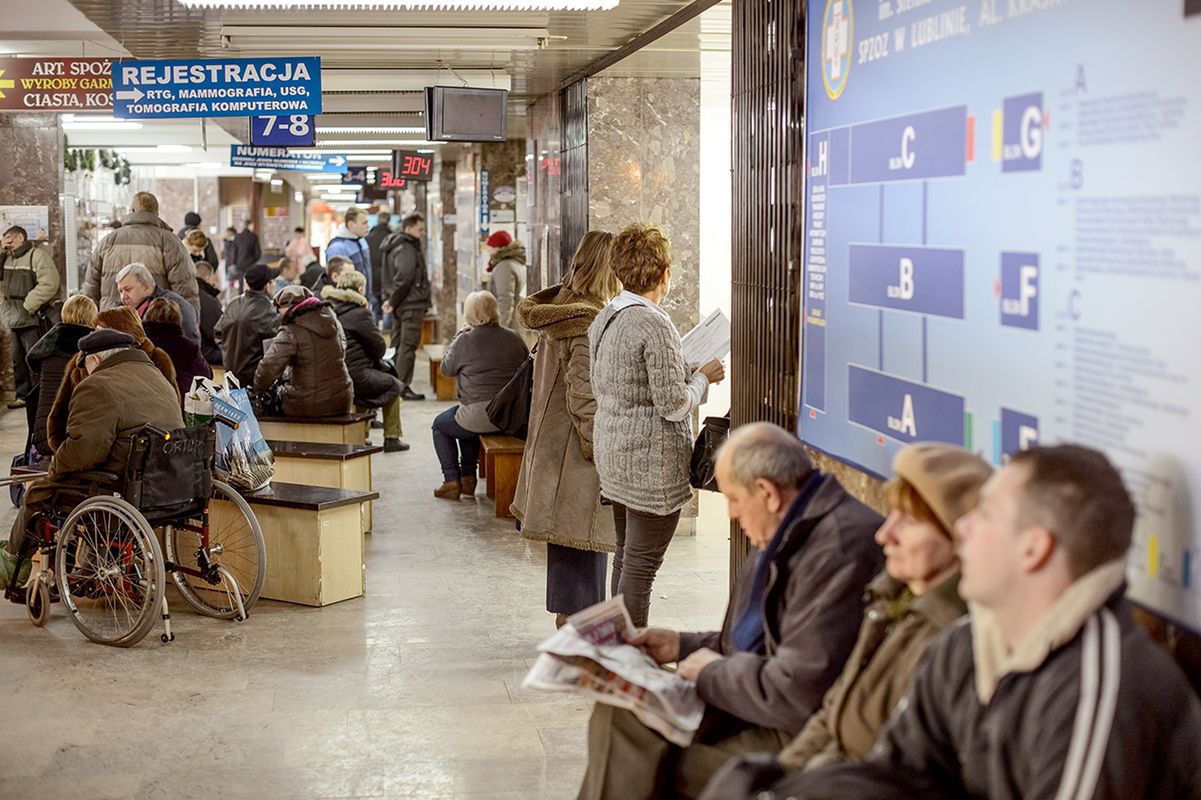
[392,149,433,181]
[250,115,317,147]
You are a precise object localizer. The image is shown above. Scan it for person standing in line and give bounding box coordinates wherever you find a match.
[0,225,61,410]
[512,231,622,628]
[231,219,261,290]
[485,230,527,331]
[193,261,223,366]
[380,212,430,401]
[325,207,374,305]
[588,222,725,628]
[178,211,218,265]
[82,191,198,312]
[365,211,392,313]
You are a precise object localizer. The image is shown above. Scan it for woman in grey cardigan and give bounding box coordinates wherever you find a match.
[512,231,622,628]
[432,291,528,499]
[589,223,725,627]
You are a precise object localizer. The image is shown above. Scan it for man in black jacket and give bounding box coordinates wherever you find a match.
[380,212,430,401]
[214,264,279,387]
[230,220,261,286]
[757,445,1201,800]
[193,260,223,365]
[365,211,392,310]
[578,422,883,800]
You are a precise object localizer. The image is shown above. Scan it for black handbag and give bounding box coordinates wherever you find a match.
[689,413,730,492]
[485,345,538,439]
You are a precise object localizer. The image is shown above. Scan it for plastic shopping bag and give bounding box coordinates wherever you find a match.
[184,376,217,427]
[213,376,275,492]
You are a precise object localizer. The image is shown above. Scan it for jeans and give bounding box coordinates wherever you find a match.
[10,325,41,400]
[431,406,480,482]
[610,503,681,628]
[393,308,424,389]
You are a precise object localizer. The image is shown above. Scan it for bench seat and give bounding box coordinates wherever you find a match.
[239,481,379,607]
[479,435,526,519]
[266,441,381,533]
[257,411,374,445]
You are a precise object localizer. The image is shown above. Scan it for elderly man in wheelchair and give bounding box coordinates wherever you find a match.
[4,328,266,646]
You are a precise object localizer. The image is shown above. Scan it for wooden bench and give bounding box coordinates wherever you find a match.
[423,344,457,401]
[257,410,374,446]
[419,313,437,347]
[479,435,526,518]
[267,441,380,533]
[238,481,379,607]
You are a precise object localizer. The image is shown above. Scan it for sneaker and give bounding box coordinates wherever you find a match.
[460,476,478,495]
[434,479,462,500]
[401,387,426,401]
[383,438,410,452]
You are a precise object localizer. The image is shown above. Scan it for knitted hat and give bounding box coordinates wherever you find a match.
[892,443,993,535]
[274,284,313,309]
[486,230,512,249]
[78,328,136,355]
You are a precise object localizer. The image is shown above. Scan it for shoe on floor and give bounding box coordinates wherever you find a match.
[6,399,25,409]
[383,438,410,452]
[370,420,384,429]
[460,476,478,495]
[434,479,462,500]
[401,387,426,401]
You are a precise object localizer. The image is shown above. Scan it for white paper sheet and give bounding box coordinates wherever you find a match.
[680,308,731,368]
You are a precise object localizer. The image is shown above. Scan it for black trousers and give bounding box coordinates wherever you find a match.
[392,308,424,389]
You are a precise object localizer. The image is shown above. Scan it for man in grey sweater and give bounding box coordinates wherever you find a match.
[577,423,884,800]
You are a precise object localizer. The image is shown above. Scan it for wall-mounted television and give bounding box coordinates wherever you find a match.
[424,86,508,142]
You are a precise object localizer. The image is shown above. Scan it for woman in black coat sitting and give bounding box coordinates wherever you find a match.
[322,270,407,452]
[25,294,97,460]
[141,297,213,401]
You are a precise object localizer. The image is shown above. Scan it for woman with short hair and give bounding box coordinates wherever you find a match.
[512,230,623,627]
[432,290,528,499]
[26,294,97,459]
[588,222,725,628]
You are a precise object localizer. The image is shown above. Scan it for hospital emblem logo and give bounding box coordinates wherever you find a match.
[822,0,853,100]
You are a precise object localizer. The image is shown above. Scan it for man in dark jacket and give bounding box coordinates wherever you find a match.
[5,329,183,560]
[767,445,1201,800]
[578,422,884,800]
[230,220,261,285]
[193,261,223,365]
[214,264,279,387]
[380,212,431,401]
[1,225,61,405]
[178,211,219,266]
[365,211,392,308]
[116,262,200,344]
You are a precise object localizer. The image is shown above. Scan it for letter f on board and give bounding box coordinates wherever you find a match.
[1019,264,1038,316]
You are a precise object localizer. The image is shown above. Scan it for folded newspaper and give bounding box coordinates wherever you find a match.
[523,596,705,747]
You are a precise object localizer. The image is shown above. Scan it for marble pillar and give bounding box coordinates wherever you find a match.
[527,93,562,294]
[0,113,65,396]
[434,155,459,344]
[586,77,701,335]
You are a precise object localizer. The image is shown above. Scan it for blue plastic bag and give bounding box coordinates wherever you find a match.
[213,378,275,491]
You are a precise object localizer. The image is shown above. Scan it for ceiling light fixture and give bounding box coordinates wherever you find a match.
[63,119,144,131]
[220,25,554,51]
[316,126,426,135]
[199,1,614,11]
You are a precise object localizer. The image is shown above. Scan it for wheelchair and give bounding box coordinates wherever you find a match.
[6,422,267,647]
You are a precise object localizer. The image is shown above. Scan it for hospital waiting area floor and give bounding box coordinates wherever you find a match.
[0,355,732,800]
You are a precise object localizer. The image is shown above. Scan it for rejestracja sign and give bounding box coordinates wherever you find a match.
[111,57,322,119]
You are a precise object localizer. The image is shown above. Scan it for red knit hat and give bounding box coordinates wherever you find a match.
[486,230,512,248]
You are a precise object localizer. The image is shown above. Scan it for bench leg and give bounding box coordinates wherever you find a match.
[492,453,521,518]
[485,452,497,498]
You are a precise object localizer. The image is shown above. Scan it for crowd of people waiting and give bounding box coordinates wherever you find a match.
[2,190,1199,798]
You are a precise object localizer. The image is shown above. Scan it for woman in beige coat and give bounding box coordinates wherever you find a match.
[511,231,622,628]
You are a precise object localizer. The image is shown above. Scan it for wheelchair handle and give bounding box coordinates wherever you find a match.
[0,471,49,487]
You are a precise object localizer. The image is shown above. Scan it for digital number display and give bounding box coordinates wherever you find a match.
[249,115,317,147]
[378,170,408,189]
[392,149,433,182]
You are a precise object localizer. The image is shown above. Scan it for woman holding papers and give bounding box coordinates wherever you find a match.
[513,231,622,628]
[588,223,725,628]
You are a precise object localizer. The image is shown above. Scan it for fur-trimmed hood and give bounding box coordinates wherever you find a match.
[322,286,368,307]
[517,285,603,340]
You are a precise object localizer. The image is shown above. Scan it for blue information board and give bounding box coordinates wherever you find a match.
[800,0,1201,631]
[229,145,346,173]
[250,115,317,147]
[111,57,321,119]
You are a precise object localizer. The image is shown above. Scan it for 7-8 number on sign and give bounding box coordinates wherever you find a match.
[261,116,309,136]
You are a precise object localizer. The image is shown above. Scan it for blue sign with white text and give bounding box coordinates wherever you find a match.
[250,115,317,147]
[111,57,321,119]
[229,146,347,173]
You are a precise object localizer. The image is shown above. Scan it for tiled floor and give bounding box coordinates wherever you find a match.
[0,356,733,800]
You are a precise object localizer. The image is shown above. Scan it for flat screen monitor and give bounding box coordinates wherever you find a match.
[424,86,508,142]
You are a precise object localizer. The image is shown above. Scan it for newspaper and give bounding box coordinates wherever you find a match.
[522,596,705,746]
[680,308,731,369]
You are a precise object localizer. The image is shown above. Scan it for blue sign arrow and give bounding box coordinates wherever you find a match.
[112,57,321,120]
[229,145,347,173]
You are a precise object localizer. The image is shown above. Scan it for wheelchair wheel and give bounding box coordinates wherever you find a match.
[165,480,265,620]
[54,496,165,647]
[26,574,50,627]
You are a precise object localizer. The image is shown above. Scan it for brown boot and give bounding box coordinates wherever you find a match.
[460,476,478,496]
[434,479,462,500]
[555,613,569,629]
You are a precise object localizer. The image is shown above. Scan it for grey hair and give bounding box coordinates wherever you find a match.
[86,347,130,364]
[464,290,499,327]
[115,262,155,287]
[717,422,815,490]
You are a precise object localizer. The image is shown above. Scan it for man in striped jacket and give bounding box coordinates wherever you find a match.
[751,444,1201,800]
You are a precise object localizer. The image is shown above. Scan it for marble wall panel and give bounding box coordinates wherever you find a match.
[587,77,701,334]
[527,93,562,293]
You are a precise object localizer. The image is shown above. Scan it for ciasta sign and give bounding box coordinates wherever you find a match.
[0,58,113,111]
